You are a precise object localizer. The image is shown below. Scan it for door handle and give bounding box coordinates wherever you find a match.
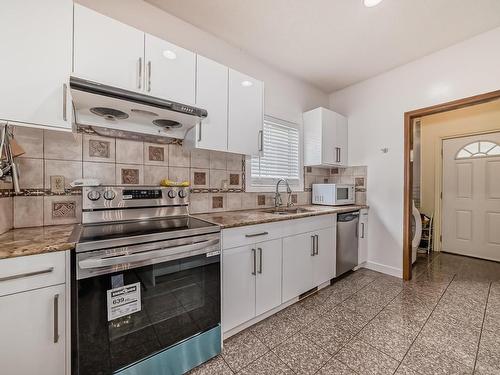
[137,57,142,90]
[53,293,59,344]
[147,61,152,92]
[251,248,257,275]
[62,83,67,122]
[258,248,263,274]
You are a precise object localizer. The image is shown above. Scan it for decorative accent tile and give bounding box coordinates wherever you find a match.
[291,194,298,204]
[50,176,65,194]
[229,173,240,186]
[148,146,164,162]
[212,196,224,209]
[52,201,75,219]
[121,169,139,184]
[306,166,312,173]
[330,168,339,175]
[83,135,115,162]
[89,139,110,158]
[257,195,266,206]
[194,172,207,186]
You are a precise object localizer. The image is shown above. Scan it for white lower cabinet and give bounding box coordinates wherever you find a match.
[0,284,66,375]
[282,227,335,302]
[223,238,282,332]
[358,208,369,264]
[223,244,256,332]
[255,239,282,316]
[0,252,68,375]
[222,215,336,335]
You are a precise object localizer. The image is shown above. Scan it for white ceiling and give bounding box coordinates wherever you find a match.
[145,0,500,93]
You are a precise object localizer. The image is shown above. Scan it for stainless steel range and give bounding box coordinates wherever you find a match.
[71,186,221,375]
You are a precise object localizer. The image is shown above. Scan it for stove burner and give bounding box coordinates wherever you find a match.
[90,107,129,120]
[153,119,182,129]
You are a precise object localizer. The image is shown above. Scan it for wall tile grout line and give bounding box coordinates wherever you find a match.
[472,281,492,373]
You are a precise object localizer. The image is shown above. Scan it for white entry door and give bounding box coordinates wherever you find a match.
[442,133,500,261]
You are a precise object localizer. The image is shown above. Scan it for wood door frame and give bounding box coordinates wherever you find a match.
[403,89,500,280]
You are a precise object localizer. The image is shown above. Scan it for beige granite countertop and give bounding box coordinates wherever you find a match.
[193,204,368,229]
[0,224,76,260]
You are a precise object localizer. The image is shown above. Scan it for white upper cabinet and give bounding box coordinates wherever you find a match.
[228,69,264,156]
[192,55,228,151]
[304,107,348,167]
[144,34,196,104]
[0,0,72,130]
[73,4,144,92]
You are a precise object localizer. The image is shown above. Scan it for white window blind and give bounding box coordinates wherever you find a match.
[250,117,300,186]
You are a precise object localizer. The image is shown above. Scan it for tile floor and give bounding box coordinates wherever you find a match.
[189,252,500,374]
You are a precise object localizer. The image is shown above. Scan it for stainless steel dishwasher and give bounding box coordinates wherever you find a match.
[336,211,359,277]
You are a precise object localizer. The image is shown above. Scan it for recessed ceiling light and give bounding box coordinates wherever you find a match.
[241,80,253,87]
[162,50,177,59]
[364,0,383,7]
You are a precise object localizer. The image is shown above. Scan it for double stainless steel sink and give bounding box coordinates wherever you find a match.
[261,207,313,215]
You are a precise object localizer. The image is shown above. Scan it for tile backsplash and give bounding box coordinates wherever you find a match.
[0,126,368,231]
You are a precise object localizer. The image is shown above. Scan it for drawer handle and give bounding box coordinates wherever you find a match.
[53,293,59,344]
[245,232,268,238]
[0,267,54,283]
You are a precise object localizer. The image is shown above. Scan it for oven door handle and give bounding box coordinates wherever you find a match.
[78,239,220,269]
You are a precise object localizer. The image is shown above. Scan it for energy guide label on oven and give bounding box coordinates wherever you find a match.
[107,282,141,321]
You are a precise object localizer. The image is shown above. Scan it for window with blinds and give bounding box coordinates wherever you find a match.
[250,117,301,187]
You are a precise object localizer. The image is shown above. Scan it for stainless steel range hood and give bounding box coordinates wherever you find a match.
[70,77,207,143]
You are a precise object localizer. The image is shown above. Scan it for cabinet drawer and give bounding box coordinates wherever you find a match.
[222,221,284,250]
[0,252,67,297]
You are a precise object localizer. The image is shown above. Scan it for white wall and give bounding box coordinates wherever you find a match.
[329,27,500,277]
[76,0,328,124]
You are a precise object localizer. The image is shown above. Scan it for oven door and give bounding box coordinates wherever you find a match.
[72,233,221,375]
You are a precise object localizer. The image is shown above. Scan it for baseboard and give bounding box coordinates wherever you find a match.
[363,261,402,278]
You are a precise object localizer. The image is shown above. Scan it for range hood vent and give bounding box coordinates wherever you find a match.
[70,76,207,142]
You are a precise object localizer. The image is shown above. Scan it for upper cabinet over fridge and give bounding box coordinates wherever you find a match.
[303,107,348,167]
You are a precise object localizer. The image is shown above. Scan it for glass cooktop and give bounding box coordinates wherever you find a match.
[76,216,219,251]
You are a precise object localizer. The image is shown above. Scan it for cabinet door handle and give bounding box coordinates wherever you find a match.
[315,234,319,255]
[251,248,256,275]
[258,130,263,152]
[311,235,315,256]
[53,293,59,344]
[198,122,202,142]
[0,267,54,283]
[147,61,152,92]
[137,57,142,90]
[62,83,67,122]
[258,248,263,274]
[361,223,365,238]
[245,231,268,238]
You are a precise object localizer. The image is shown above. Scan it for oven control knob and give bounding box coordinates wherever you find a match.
[87,190,101,201]
[103,190,116,200]
[167,190,177,199]
[178,189,187,199]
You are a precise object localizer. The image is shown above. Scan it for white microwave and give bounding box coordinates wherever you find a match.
[312,184,355,206]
